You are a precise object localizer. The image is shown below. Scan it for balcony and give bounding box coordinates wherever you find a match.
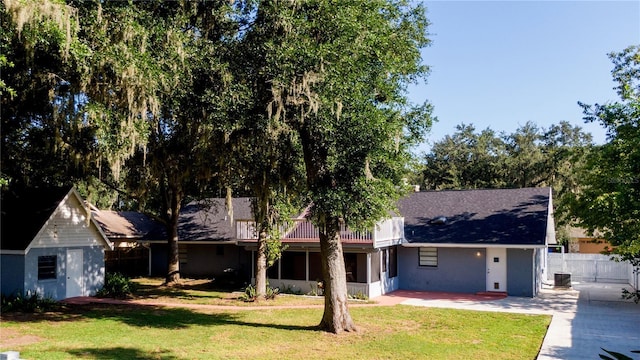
[235,217,403,248]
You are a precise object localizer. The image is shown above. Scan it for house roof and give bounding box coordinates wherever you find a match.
[92,209,166,241]
[397,187,551,247]
[178,197,253,241]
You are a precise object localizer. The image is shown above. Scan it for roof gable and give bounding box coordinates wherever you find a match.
[398,187,551,246]
[1,187,112,251]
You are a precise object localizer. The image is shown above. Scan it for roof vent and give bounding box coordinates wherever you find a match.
[430,216,447,225]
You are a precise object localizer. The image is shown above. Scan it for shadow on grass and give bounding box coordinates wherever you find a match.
[67,346,178,360]
[2,303,321,332]
[132,281,234,301]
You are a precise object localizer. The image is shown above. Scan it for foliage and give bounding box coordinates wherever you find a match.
[279,284,304,295]
[1,291,57,313]
[241,0,433,333]
[569,45,640,267]
[239,283,279,302]
[239,284,258,302]
[96,272,137,299]
[421,121,592,191]
[348,291,369,301]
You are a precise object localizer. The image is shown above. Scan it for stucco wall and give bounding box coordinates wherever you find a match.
[506,248,534,297]
[399,247,486,293]
[23,246,105,301]
[1,254,25,296]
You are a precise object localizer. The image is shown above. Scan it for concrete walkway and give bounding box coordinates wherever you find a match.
[382,282,640,360]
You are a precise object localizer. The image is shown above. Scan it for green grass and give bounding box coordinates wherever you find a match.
[130,277,372,306]
[0,303,550,359]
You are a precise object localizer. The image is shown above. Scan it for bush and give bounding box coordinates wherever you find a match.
[238,284,279,302]
[265,285,279,300]
[239,284,258,302]
[97,272,137,299]
[1,292,57,313]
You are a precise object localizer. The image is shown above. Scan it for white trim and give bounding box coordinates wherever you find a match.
[402,243,546,249]
[0,250,25,255]
[139,240,237,245]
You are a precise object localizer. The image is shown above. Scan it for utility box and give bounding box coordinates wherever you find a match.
[0,351,21,360]
[554,273,571,288]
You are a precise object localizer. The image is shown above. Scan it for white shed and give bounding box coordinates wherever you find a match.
[1,187,113,300]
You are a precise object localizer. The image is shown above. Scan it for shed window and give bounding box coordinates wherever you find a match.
[419,248,438,267]
[38,255,57,280]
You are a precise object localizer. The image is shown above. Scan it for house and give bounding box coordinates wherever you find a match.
[397,187,556,297]
[1,187,113,300]
[566,227,610,254]
[135,197,403,298]
[236,208,404,298]
[91,207,166,276]
[138,198,254,285]
[99,187,556,298]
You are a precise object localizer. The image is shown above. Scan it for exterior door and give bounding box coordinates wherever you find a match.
[486,248,507,292]
[66,249,84,298]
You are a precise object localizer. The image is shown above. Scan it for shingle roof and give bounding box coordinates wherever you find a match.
[178,198,253,241]
[92,210,166,241]
[1,187,73,250]
[397,187,551,246]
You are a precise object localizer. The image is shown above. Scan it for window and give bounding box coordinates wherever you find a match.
[419,248,438,267]
[38,255,57,280]
[382,249,388,273]
[389,247,398,278]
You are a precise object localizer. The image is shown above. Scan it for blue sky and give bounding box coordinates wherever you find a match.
[408,1,640,154]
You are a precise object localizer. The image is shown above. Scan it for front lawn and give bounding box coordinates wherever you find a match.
[0,303,550,359]
[129,277,373,306]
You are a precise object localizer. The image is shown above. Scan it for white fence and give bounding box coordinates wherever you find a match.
[548,253,634,284]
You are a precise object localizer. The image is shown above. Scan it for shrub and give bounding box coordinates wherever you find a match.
[1,292,57,313]
[239,284,258,302]
[239,284,279,302]
[280,284,303,295]
[97,272,137,299]
[349,291,369,301]
[265,285,279,300]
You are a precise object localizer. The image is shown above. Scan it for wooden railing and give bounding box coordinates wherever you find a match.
[235,217,403,243]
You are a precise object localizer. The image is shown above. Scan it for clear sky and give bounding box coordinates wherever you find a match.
[408,0,640,154]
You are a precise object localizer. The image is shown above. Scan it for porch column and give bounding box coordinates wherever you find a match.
[305,250,309,281]
[366,253,371,284]
[251,250,255,282]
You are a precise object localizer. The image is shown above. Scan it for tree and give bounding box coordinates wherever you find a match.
[254,0,433,333]
[422,124,507,190]
[84,1,240,284]
[1,0,97,191]
[570,46,640,299]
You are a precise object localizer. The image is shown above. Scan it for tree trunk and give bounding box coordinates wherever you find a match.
[255,230,268,297]
[318,216,357,333]
[165,187,181,285]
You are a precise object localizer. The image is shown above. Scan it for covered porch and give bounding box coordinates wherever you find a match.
[247,247,400,299]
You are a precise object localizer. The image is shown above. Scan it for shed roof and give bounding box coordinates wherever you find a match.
[397,187,551,246]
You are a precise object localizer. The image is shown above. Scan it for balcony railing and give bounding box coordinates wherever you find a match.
[235,217,403,244]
